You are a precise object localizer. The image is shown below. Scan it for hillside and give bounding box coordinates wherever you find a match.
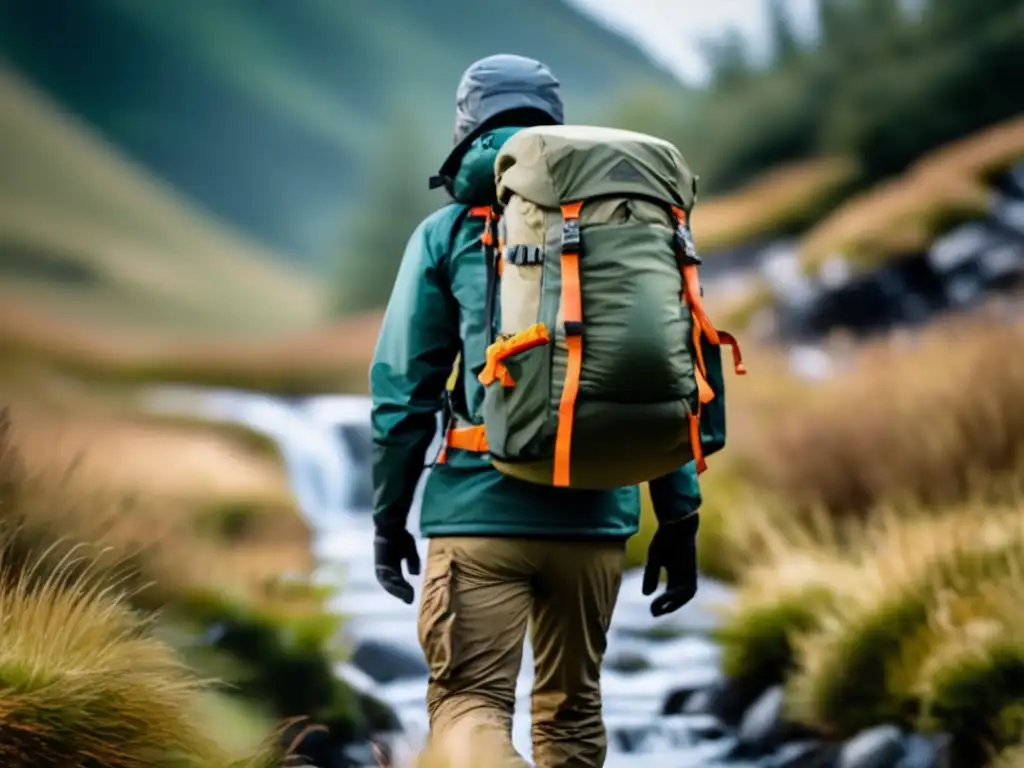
[0,66,320,337]
[0,0,682,268]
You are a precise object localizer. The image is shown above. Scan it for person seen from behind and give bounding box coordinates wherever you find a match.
[369,54,703,768]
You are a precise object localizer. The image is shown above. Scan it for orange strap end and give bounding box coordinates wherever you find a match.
[696,369,715,405]
[717,330,747,375]
[688,412,708,474]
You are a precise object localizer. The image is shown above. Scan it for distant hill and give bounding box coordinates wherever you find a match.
[0,67,320,337]
[0,0,681,268]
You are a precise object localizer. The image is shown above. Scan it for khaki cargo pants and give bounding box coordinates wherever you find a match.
[414,537,625,768]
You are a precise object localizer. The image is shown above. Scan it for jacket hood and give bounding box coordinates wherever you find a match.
[448,126,523,206]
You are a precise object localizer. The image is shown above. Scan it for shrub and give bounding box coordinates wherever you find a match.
[786,505,1024,737]
[912,584,1024,766]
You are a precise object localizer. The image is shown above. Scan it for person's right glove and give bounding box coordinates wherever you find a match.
[641,512,699,617]
[374,526,421,604]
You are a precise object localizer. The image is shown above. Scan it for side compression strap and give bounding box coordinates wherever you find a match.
[553,201,584,487]
[671,206,747,474]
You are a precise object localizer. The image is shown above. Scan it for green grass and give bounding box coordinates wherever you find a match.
[786,509,1024,736]
[0,68,322,338]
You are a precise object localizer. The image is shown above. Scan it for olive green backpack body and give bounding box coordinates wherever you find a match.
[445,124,745,489]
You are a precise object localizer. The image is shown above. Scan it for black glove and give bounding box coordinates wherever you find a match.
[374,526,421,604]
[642,513,699,617]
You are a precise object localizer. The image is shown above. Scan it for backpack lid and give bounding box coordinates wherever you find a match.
[495,125,696,211]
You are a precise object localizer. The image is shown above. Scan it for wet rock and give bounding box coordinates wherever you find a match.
[604,647,653,673]
[607,713,724,753]
[768,740,840,768]
[737,685,787,754]
[839,725,906,768]
[351,638,427,684]
[897,733,951,768]
[676,674,768,726]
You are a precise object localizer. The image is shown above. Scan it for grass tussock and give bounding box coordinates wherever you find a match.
[800,114,1024,270]
[0,551,283,768]
[786,506,1024,735]
[718,500,1024,767]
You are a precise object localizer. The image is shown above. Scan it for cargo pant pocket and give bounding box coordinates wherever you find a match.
[418,551,457,683]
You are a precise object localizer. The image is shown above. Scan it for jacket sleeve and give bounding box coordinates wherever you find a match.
[647,461,702,524]
[369,215,460,531]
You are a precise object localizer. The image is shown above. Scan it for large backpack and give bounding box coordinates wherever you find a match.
[443,125,745,489]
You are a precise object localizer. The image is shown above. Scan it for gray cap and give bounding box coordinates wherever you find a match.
[432,54,564,190]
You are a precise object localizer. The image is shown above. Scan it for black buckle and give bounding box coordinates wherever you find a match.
[562,219,581,254]
[564,320,584,337]
[675,221,702,265]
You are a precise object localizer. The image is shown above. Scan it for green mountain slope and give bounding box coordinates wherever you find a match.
[0,66,320,336]
[0,0,680,268]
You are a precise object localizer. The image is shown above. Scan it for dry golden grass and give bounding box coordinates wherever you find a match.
[734,314,1024,521]
[693,156,860,252]
[0,298,380,396]
[0,404,313,612]
[994,745,1024,768]
[0,551,284,768]
[786,505,1024,731]
[714,497,1024,766]
[800,114,1024,270]
[0,403,339,765]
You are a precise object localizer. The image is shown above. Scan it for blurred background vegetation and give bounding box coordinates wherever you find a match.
[0,0,1023,765]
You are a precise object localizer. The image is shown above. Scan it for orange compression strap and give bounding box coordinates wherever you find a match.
[478,323,550,387]
[468,205,491,218]
[671,206,748,474]
[435,424,489,465]
[553,201,584,487]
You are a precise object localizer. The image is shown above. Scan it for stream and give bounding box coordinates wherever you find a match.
[143,386,947,768]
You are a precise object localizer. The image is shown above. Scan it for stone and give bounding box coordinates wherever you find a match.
[839,725,906,768]
[897,733,952,768]
[351,638,427,684]
[737,685,787,754]
[677,675,768,726]
[604,647,653,673]
[768,740,841,768]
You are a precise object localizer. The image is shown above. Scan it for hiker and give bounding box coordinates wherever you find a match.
[370,55,709,768]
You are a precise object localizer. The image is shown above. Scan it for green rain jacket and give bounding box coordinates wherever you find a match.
[369,127,702,538]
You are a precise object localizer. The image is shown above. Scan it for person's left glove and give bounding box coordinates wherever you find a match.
[642,512,699,617]
[374,526,421,604]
